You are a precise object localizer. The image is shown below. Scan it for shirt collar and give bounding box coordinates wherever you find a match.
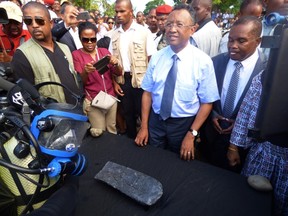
[118,20,137,33]
[197,18,212,31]
[167,42,191,61]
[229,49,259,69]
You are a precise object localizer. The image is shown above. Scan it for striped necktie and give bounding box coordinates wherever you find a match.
[222,61,242,118]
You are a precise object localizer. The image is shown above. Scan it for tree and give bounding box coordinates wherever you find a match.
[73,0,92,9]
[143,0,165,15]
[98,0,115,16]
[172,0,241,14]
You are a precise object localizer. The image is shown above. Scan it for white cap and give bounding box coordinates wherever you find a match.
[0,1,23,23]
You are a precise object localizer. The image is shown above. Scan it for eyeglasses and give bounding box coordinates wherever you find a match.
[108,22,114,24]
[23,17,46,26]
[165,23,193,30]
[81,37,97,43]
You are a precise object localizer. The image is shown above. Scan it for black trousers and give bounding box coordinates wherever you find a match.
[119,74,143,139]
[200,121,248,173]
[148,110,195,153]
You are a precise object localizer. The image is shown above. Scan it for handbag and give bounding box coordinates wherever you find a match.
[87,50,120,110]
[91,90,119,110]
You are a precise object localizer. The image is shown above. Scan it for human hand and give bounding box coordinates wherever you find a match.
[113,82,124,96]
[0,37,12,62]
[180,132,195,161]
[0,51,12,62]
[108,55,119,66]
[64,8,79,27]
[134,127,149,146]
[212,115,234,134]
[227,144,241,166]
[84,61,96,74]
[221,119,235,134]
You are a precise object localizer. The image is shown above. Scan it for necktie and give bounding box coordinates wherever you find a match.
[222,62,242,118]
[160,54,179,120]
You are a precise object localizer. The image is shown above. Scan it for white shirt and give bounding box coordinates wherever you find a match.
[142,44,219,117]
[49,9,58,20]
[110,21,157,72]
[192,20,222,57]
[221,50,259,109]
[69,27,82,49]
[96,23,109,41]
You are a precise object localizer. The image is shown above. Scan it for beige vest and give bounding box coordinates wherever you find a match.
[18,39,78,103]
[111,28,149,88]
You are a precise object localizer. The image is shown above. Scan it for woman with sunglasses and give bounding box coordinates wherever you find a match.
[107,17,115,31]
[72,21,122,137]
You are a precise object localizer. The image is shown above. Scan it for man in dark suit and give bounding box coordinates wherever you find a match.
[201,16,266,172]
[52,4,81,52]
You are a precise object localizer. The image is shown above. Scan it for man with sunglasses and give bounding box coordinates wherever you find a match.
[0,1,31,62]
[11,1,82,105]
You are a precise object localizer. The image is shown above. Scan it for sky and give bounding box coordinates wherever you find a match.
[132,0,175,13]
[107,0,175,14]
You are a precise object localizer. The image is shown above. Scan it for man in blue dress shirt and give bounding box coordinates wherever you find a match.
[135,4,219,161]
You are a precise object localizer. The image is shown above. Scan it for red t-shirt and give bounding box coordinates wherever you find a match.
[0,26,31,56]
[72,47,117,98]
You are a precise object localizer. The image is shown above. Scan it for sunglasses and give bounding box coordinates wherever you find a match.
[81,37,97,43]
[108,22,114,24]
[23,17,46,26]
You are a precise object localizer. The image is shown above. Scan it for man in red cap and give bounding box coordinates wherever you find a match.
[154,4,172,50]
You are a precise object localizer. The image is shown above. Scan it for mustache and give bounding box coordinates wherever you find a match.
[32,30,43,34]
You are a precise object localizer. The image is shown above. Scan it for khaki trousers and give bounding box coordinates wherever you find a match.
[83,98,117,134]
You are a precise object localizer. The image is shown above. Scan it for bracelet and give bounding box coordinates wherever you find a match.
[228,147,238,152]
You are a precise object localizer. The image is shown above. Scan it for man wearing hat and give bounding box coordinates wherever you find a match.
[154,4,172,50]
[0,1,30,62]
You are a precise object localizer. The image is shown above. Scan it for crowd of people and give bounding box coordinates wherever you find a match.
[0,0,287,215]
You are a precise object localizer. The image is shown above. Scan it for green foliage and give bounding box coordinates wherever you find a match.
[173,0,182,4]
[73,0,92,10]
[213,0,241,14]
[100,0,115,16]
[172,0,241,14]
[143,0,165,15]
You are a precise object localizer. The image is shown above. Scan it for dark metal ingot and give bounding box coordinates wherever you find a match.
[94,161,163,206]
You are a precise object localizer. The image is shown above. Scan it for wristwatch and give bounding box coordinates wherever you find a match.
[188,129,198,137]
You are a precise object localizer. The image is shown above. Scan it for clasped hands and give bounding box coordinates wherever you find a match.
[212,114,235,135]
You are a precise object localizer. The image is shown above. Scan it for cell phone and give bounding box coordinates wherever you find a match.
[77,11,91,20]
[94,55,110,75]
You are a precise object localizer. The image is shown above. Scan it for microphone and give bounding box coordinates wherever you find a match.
[0,76,14,92]
[0,77,44,113]
[265,12,288,26]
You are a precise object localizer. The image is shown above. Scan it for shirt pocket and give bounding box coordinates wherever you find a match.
[112,36,120,52]
[133,40,145,53]
[177,86,194,102]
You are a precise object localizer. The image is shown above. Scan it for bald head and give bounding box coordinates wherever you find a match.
[240,0,263,18]
[232,15,262,38]
[115,0,133,11]
[266,0,288,16]
[192,0,212,9]
[191,0,212,23]
[22,1,51,20]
